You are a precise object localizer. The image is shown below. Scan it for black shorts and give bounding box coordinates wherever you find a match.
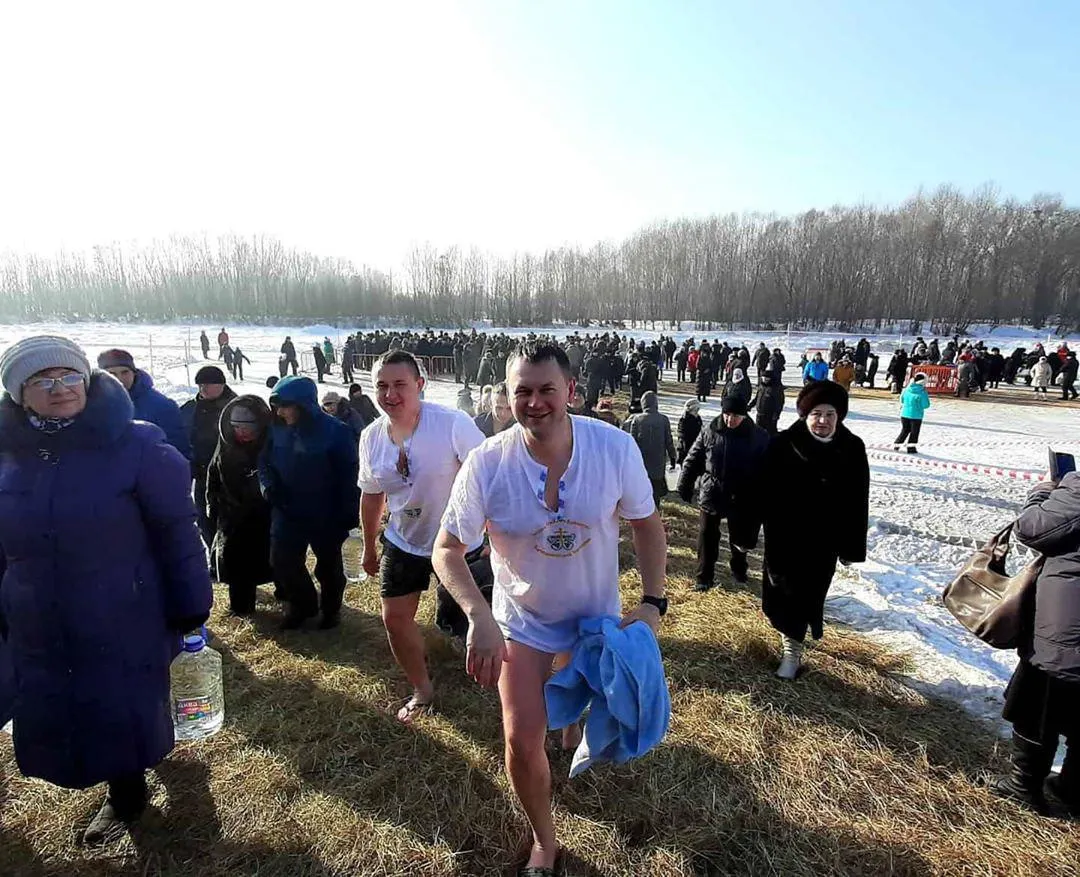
[379,536,489,599]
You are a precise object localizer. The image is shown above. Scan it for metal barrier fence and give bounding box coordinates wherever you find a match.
[907,364,958,394]
[349,353,457,381]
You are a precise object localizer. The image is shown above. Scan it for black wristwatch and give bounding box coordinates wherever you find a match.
[641,595,668,616]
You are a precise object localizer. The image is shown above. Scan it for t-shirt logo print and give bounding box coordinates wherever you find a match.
[534,520,591,558]
[547,527,575,553]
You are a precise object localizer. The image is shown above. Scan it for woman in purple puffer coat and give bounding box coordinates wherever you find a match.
[0,336,212,845]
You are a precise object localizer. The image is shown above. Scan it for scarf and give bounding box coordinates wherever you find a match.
[27,412,76,434]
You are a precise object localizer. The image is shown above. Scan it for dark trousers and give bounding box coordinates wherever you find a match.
[108,771,148,816]
[894,417,922,447]
[271,532,347,618]
[696,510,747,585]
[193,473,213,549]
[677,366,686,382]
[436,548,493,638]
[1063,380,1078,400]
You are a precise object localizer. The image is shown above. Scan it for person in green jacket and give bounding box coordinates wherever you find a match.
[894,373,930,453]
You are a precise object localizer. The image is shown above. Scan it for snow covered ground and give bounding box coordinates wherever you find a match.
[2,319,1079,731]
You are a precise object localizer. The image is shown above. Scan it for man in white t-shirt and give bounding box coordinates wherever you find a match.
[433,342,668,875]
[358,351,488,724]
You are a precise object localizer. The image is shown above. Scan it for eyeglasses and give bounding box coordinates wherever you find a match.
[26,374,85,392]
[396,445,410,481]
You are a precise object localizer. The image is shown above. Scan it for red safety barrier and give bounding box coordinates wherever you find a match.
[866,447,1042,481]
[907,364,957,395]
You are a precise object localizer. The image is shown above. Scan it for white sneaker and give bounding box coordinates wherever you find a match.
[776,635,804,680]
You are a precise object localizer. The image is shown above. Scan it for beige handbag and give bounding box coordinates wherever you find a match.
[942,524,1043,649]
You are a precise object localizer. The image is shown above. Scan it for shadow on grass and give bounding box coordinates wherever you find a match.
[555,742,935,877]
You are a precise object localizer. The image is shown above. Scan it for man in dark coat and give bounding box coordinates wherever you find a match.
[280,336,299,376]
[97,349,192,460]
[759,381,868,679]
[623,391,676,506]
[664,336,676,369]
[199,330,210,359]
[637,357,659,396]
[677,398,702,463]
[231,346,251,382]
[675,345,689,383]
[749,368,785,434]
[865,352,880,389]
[753,343,770,378]
[341,336,357,384]
[583,350,608,410]
[696,346,713,402]
[180,366,237,548]
[678,395,771,588]
[206,395,276,614]
[348,383,380,428]
[0,335,211,844]
[259,376,360,630]
[886,349,909,393]
[312,345,328,383]
[453,338,465,383]
[1059,352,1079,401]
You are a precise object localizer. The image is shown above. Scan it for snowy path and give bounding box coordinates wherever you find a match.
[3,321,1079,731]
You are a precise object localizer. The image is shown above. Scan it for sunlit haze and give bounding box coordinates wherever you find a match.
[2,0,1077,269]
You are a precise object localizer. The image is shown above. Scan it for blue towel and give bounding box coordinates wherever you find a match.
[545,615,671,778]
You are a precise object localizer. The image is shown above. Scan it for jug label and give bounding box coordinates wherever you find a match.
[176,696,213,723]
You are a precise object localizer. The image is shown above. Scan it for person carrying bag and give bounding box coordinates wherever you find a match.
[945,472,1080,818]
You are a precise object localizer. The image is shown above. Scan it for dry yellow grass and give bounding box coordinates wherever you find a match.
[2,461,1079,875]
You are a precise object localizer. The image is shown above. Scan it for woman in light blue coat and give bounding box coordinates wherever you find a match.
[894,373,930,453]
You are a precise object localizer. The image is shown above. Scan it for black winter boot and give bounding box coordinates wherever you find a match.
[82,772,147,846]
[1045,745,1080,820]
[990,733,1054,814]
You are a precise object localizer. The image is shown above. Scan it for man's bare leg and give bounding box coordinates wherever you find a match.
[381,592,434,721]
[500,640,559,870]
[551,651,582,750]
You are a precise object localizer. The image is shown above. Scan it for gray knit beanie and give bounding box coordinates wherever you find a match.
[1,335,92,405]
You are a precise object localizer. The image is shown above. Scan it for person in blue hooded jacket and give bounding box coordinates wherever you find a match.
[894,372,931,453]
[803,352,829,385]
[97,349,192,460]
[0,336,212,845]
[259,375,360,630]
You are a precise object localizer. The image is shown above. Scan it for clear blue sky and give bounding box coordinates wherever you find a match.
[0,1,1076,265]
[461,0,1079,216]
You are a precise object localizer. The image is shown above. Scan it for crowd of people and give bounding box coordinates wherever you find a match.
[1,325,1078,871]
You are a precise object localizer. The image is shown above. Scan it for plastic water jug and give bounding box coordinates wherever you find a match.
[170,630,225,740]
[343,528,368,584]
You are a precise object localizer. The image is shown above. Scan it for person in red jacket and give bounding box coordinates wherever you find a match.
[688,348,700,384]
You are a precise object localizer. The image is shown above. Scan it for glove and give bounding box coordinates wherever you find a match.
[169,613,210,634]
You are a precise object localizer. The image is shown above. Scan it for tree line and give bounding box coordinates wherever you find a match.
[2,186,1078,333]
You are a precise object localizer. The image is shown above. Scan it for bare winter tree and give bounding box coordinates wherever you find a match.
[1,187,1077,330]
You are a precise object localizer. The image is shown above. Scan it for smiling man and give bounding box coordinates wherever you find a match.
[357,350,489,724]
[433,342,668,875]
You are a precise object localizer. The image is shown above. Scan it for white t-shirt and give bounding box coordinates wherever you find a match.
[441,415,656,653]
[358,401,485,557]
